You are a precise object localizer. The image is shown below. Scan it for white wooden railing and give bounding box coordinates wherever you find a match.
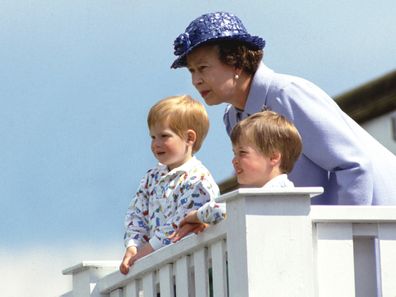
[61,188,396,297]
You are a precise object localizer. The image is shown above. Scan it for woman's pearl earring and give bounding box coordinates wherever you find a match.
[234,74,239,80]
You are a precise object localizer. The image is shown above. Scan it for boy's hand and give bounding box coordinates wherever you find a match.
[170,211,208,242]
[133,243,154,262]
[119,244,155,275]
[179,210,201,226]
[119,246,137,275]
[170,222,208,242]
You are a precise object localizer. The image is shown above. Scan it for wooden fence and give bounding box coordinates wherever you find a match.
[62,188,396,297]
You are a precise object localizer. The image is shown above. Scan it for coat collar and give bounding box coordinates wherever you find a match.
[243,62,274,115]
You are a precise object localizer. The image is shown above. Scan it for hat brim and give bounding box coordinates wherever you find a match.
[170,34,265,69]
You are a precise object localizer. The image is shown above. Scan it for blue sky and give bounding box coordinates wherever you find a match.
[1,1,395,296]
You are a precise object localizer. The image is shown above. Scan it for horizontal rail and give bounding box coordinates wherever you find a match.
[99,221,227,294]
[311,206,396,223]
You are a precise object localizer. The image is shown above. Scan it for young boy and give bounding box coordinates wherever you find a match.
[231,110,302,188]
[119,95,219,275]
[171,110,302,241]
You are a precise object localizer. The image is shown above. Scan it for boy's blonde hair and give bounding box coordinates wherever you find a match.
[147,95,209,153]
[230,111,302,173]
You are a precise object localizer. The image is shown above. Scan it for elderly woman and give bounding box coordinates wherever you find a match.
[171,11,396,205]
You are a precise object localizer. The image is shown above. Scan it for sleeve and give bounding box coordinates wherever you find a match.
[149,173,220,250]
[271,79,373,204]
[197,201,226,224]
[123,173,151,248]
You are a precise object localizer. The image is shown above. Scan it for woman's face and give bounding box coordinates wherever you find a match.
[186,45,238,106]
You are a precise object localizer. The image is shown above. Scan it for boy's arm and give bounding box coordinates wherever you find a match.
[133,243,154,262]
[196,201,226,224]
[119,246,137,275]
[150,179,219,250]
[120,174,150,274]
[119,243,155,275]
[169,210,208,242]
[123,176,150,248]
[170,201,226,243]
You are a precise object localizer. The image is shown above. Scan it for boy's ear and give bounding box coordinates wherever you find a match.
[186,129,197,145]
[270,151,281,166]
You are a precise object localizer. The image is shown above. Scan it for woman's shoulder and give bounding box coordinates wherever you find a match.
[270,71,317,93]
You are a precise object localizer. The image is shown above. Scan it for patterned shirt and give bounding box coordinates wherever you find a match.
[124,156,219,250]
[197,174,293,224]
[197,200,226,224]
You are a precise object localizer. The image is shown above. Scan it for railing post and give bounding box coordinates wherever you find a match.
[217,187,322,297]
[62,261,119,297]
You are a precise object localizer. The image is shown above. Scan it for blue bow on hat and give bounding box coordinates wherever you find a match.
[171,12,265,69]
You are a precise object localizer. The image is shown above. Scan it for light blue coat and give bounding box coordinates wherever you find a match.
[224,62,396,205]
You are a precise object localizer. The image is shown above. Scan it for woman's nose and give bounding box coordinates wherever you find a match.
[192,73,203,87]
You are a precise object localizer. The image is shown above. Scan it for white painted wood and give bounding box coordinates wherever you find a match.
[353,223,378,236]
[124,281,140,297]
[159,264,174,297]
[353,237,378,297]
[193,248,209,297]
[98,223,226,295]
[378,223,396,297]
[226,192,315,297]
[314,223,355,297]
[210,241,227,297]
[224,197,248,297]
[216,187,323,203]
[175,256,190,297]
[63,263,118,297]
[142,272,156,297]
[71,269,91,297]
[60,189,396,297]
[110,288,123,297]
[62,261,120,276]
[311,206,396,223]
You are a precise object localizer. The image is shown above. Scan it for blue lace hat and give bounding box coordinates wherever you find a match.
[171,12,265,69]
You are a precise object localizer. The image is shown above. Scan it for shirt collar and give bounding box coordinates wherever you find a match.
[243,62,274,116]
[262,174,294,188]
[157,156,200,178]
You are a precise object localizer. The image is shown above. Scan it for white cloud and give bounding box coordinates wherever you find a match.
[0,244,123,297]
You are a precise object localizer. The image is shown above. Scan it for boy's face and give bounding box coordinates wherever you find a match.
[149,121,192,170]
[232,140,275,187]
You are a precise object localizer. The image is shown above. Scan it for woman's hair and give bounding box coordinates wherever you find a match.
[147,95,209,153]
[230,111,302,173]
[209,39,263,75]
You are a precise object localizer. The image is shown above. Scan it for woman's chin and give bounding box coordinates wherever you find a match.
[202,95,223,106]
